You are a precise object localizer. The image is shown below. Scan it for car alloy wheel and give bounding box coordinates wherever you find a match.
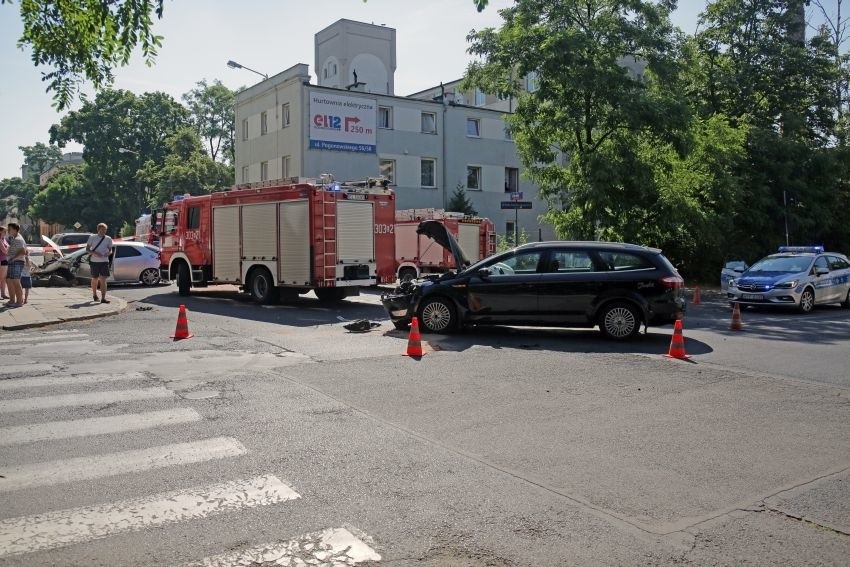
[842,289,850,309]
[599,302,640,340]
[140,268,160,286]
[420,297,454,333]
[798,288,815,313]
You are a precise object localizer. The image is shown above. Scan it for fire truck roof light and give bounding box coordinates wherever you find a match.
[777,246,824,253]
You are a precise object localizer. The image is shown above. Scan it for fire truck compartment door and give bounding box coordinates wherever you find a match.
[241,203,277,260]
[396,224,419,261]
[458,223,482,263]
[212,206,241,282]
[279,200,310,285]
[336,201,375,264]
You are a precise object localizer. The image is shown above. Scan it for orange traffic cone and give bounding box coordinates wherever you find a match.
[403,316,425,357]
[730,302,743,331]
[664,319,690,359]
[170,304,194,340]
[692,287,702,305]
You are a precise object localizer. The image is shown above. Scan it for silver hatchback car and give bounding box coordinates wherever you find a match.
[727,246,850,312]
[73,242,162,286]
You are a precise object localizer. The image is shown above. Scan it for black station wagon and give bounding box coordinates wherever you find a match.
[381,221,686,340]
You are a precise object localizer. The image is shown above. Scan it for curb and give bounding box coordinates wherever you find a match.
[0,300,130,331]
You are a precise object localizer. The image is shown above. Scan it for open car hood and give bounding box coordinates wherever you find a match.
[416,220,470,271]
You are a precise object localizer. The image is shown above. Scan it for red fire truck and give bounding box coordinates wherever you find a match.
[156,176,396,303]
[394,209,496,282]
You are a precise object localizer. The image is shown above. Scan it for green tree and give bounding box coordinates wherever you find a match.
[28,164,111,229]
[137,127,232,208]
[465,0,689,240]
[447,183,477,215]
[19,143,62,179]
[182,79,237,163]
[49,89,190,225]
[2,0,165,110]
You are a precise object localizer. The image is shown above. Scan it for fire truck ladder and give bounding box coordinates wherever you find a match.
[316,189,337,287]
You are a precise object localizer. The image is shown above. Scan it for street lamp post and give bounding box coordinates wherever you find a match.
[227,60,268,80]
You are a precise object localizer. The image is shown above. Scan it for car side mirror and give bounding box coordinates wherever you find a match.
[477,267,492,279]
[815,267,829,276]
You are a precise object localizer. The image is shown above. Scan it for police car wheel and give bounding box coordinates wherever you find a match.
[841,289,850,308]
[798,288,815,313]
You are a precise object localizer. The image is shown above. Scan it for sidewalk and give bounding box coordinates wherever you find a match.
[0,287,127,331]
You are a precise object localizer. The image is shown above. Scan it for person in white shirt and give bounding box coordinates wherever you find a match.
[86,223,114,304]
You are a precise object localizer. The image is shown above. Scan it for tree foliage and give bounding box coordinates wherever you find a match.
[28,164,108,229]
[2,0,165,110]
[19,143,62,179]
[447,184,477,215]
[48,89,190,227]
[182,79,237,163]
[137,126,233,208]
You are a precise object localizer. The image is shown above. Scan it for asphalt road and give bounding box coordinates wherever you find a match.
[1,282,848,566]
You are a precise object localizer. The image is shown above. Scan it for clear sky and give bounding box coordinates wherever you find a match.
[0,0,709,179]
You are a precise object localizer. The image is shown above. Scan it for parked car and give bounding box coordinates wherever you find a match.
[720,260,748,292]
[726,246,850,312]
[381,221,686,340]
[51,232,93,249]
[37,242,162,286]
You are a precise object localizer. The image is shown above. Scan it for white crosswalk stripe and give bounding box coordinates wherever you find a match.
[0,437,246,492]
[0,364,54,377]
[0,332,89,345]
[0,387,173,413]
[186,528,381,566]
[0,475,301,558]
[0,371,148,391]
[0,408,202,446]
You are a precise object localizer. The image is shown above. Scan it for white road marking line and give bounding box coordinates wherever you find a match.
[0,387,174,414]
[0,333,88,345]
[0,437,246,492]
[0,371,147,391]
[0,340,98,351]
[0,408,202,446]
[0,364,53,378]
[0,475,300,558]
[186,528,381,566]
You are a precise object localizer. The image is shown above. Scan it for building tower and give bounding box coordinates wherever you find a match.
[314,19,396,95]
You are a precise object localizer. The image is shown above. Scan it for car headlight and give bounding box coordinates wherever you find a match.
[773,280,798,289]
[728,279,736,288]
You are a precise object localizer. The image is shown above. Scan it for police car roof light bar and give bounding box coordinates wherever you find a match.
[777,246,824,254]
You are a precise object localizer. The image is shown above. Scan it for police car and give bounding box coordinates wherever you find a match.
[727,246,850,312]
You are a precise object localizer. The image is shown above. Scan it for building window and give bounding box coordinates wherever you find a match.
[421,158,436,187]
[281,155,291,179]
[466,118,481,137]
[526,71,539,93]
[260,161,268,181]
[504,124,513,141]
[474,88,486,106]
[506,221,516,244]
[379,159,395,183]
[260,111,268,135]
[421,112,436,134]
[505,167,519,193]
[378,106,393,129]
[282,103,290,127]
[467,166,482,190]
[242,119,248,141]
[241,166,249,183]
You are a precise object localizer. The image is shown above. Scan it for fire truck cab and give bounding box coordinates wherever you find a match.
[155,176,396,303]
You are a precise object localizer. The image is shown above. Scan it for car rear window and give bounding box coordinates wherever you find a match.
[597,251,653,271]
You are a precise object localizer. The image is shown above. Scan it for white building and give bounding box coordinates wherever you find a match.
[235,19,556,241]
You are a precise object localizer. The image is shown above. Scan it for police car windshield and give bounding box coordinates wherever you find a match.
[748,256,812,273]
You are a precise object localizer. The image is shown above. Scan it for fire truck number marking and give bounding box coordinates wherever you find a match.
[185,230,201,240]
[375,224,394,234]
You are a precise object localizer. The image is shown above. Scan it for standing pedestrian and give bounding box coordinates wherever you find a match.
[0,226,8,299]
[86,223,113,304]
[4,222,27,308]
[21,249,35,304]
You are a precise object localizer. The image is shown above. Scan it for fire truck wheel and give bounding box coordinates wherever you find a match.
[176,264,191,296]
[315,288,347,302]
[399,268,417,283]
[249,268,278,304]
